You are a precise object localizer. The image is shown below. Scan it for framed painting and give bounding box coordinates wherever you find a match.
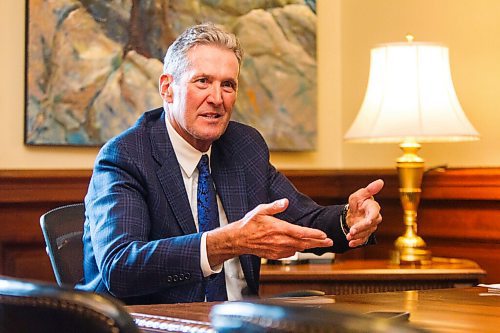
[25,0,317,150]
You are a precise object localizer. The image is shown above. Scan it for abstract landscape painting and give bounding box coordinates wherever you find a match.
[25,0,317,150]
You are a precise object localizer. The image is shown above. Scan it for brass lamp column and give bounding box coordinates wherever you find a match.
[393,140,431,264]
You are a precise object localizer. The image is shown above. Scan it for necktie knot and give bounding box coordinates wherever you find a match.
[197,154,210,177]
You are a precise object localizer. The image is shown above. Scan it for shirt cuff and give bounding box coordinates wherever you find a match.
[200,232,223,277]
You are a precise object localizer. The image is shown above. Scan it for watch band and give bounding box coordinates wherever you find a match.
[340,203,350,236]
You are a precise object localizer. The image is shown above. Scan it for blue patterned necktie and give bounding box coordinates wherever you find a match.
[197,154,228,301]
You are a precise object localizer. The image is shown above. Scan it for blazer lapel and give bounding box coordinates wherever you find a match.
[211,145,248,224]
[150,111,197,235]
[211,143,259,293]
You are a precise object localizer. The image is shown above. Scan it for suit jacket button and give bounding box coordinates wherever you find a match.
[179,273,185,280]
[173,275,179,282]
[185,273,191,280]
[167,276,172,283]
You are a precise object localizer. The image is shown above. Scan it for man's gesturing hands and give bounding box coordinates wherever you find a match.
[207,199,333,266]
[345,179,384,247]
[206,179,384,266]
[234,199,333,259]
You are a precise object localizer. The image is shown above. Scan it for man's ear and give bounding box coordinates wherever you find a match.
[159,74,174,102]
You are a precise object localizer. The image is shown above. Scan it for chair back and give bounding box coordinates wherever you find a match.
[39,203,85,286]
[0,276,140,333]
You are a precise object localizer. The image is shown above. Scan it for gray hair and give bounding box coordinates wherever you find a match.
[163,23,243,80]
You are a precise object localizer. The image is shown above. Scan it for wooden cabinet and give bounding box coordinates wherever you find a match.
[259,258,486,297]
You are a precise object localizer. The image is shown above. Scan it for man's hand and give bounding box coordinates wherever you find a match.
[345,179,384,247]
[207,199,333,266]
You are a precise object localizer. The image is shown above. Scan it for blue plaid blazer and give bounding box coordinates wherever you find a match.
[77,108,350,304]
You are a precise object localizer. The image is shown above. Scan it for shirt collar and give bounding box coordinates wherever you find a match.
[165,116,211,178]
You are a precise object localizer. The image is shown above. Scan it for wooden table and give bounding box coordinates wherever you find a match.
[259,257,486,296]
[128,287,500,333]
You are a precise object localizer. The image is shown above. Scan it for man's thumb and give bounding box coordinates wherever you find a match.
[259,198,289,216]
[366,179,384,196]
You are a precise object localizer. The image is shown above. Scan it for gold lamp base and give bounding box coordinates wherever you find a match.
[391,235,432,265]
[391,139,432,265]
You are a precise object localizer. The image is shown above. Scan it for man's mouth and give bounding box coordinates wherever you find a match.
[200,113,222,119]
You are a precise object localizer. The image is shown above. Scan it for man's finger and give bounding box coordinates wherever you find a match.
[250,198,289,217]
[348,225,377,241]
[297,237,334,250]
[277,220,330,241]
[366,179,384,196]
[349,179,385,207]
[349,238,368,248]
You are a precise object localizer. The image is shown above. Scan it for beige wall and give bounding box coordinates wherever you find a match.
[341,0,500,169]
[1,0,498,170]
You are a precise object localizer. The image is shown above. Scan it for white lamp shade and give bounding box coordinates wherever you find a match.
[344,42,479,143]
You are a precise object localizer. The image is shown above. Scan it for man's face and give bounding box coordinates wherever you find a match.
[160,44,239,152]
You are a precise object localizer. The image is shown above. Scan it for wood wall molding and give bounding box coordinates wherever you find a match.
[284,167,500,200]
[0,170,92,203]
[1,168,499,283]
[2,167,499,201]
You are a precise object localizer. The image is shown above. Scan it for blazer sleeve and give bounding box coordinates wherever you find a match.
[83,137,205,299]
[266,164,352,254]
[226,123,352,254]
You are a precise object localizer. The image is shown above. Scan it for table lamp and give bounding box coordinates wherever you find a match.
[344,35,479,264]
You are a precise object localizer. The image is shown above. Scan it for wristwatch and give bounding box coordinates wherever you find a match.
[340,203,350,236]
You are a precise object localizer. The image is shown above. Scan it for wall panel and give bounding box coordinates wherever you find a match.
[1,168,498,283]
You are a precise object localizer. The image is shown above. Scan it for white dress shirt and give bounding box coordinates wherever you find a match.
[165,118,247,301]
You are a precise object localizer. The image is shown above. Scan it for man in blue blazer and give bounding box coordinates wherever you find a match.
[77,23,384,305]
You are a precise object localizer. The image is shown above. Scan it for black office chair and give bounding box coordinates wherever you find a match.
[39,203,85,287]
[0,276,140,333]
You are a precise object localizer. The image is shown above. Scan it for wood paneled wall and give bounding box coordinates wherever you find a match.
[1,168,499,283]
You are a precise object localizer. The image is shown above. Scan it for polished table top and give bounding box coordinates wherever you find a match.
[128,286,500,333]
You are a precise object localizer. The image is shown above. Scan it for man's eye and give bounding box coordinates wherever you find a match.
[194,78,209,88]
[222,81,236,91]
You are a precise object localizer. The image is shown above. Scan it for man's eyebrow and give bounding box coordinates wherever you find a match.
[191,73,238,84]
[190,72,210,80]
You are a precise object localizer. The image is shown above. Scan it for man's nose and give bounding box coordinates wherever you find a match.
[207,84,223,105]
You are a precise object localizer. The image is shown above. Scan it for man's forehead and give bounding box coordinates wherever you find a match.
[187,44,238,64]
[186,44,239,74]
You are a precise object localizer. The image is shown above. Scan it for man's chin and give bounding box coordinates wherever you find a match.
[194,128,225,143]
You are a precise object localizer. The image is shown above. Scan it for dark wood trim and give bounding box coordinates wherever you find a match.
[284,167,500,201]
[1,168,499,283]
[1,167,499,202]
[0,170,92,203]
